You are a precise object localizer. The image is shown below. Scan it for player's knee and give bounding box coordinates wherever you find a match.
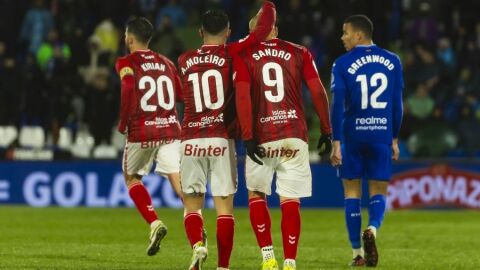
[248,190,266,200]
[124,173,142,188]
[368,181,388,196]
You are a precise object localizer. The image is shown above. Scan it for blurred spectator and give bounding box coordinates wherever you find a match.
[36,29,71,72]
[409,2,439,46]
[155,0,187,29]
[85,71,117,146]
[19,0,54,55]
[407,84,434,120]
[0,42,21,125]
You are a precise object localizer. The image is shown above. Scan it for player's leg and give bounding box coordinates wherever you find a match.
[366,180,388,238]
[181,139,209,270]
[362,143,392,267]
[342,179,365,266]
[245,144,277,269]
[184,194,208,270]
[275,138,311,270]
[155,140,183,200]
[210,138,237,270]
[122,142,167,256]
[278,196,300,270]
[340,142,366,266]
[213,195,234,270]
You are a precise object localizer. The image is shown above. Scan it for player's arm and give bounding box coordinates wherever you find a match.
[392,56,404,160]
[115,58,135,134]
[302,49,332,155]
[329,60,346,166]
[233,55,263,165]
[171,63,184,102]
[228,1,276,55]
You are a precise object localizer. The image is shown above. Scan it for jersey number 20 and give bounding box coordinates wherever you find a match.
[356,72,388,109]
[139,75,175,111]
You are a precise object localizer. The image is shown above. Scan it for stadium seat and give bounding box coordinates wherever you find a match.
[19,126,45,148]
[92,144,118,159]
[0,126,18,148]
[58,127,73,150]
[70,130,95,158]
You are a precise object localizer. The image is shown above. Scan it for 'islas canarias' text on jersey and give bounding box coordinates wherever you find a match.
[234,38,319,144]
[330,44,404,144]
[115,50,181,142]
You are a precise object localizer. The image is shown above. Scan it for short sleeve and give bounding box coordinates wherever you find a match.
[115,58,134,80]
[330,60,346,93]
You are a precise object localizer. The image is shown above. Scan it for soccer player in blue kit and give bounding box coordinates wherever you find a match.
[330,15,403,267]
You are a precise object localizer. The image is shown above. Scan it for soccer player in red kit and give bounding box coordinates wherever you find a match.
[115,17,183,256]
[177,2,275,269]
[233,20,332,270]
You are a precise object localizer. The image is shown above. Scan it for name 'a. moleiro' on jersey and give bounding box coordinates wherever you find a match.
[180,54,226,75]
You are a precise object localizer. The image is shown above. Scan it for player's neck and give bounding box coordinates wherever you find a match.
[356,40,374,47]
[129,43,149,53]
[203,37,225,46]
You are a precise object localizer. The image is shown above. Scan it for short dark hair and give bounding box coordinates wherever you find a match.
[345,15,373,39]
[126,17,153,44]
[202,10,229,35]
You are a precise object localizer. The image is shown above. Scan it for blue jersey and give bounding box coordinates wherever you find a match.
[330,44,403,144]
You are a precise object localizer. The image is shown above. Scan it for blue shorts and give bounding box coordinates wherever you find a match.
[340,142,392,181]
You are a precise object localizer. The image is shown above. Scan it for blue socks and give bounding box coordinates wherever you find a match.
[344,198,362,249]
[368,194,386,229]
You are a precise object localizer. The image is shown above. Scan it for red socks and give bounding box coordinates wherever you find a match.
[184,213,204,247]
[217,215,234,268]
[249,198,273,248]
[281,200,301,260]
[128,182,158,224]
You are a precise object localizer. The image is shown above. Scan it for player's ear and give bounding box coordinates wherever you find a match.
[199,28,204,39]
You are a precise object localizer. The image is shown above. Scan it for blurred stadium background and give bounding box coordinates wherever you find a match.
[0,0,479,269]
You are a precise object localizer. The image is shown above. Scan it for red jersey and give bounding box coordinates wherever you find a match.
[234,38,331,144]
[177,1,276,141]
[115,49,182,142]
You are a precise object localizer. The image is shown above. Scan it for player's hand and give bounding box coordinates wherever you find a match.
[392,138,400,161]
[244,139,264,165]
[317,134,332,155]
[117,123,127,135]
[330,141,342,167]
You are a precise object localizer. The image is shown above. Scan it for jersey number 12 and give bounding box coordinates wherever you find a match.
[356,72,388,109]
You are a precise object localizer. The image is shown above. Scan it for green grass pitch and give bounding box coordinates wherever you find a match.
[0,207,479,269]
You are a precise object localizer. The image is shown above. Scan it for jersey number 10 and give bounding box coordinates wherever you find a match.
[356,72,388,109]
[188,69,225,113]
